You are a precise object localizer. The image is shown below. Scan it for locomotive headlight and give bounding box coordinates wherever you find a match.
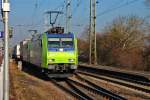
[49,59,55,62]
[69,59,74,62]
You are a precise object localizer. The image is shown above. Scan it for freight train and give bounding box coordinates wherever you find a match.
[12,27,78,78]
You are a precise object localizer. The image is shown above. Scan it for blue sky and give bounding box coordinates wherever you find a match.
[0,0,149,45]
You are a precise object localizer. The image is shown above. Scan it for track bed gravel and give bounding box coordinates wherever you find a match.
[10,61,73,100]
[79,74,150,100]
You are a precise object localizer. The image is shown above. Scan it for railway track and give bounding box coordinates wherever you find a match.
[51,79,88,99]
[77,70,150,96]
[51,77,126,100]
[20,61,125,99]
[78,65,150,86]
[20,62,149,99]
[73,73,126,99]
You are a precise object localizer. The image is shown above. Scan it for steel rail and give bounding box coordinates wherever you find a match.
[74,73,126,100]
[51,79,91,100]
[77,70,150,94]
[65,80,94,100]
[78,65,150,86]
[67,78,126,100]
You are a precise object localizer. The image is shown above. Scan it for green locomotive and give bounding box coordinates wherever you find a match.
[20,27,78,78]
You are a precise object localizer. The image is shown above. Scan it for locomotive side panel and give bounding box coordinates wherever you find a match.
[41,33,48,68]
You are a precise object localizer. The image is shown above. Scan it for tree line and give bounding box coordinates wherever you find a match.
[78,16,150,72]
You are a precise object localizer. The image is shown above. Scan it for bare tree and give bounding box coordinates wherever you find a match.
[103,16,146,50]
[79,25,90,42]
[97,16,150,71]
[143,34,150,71]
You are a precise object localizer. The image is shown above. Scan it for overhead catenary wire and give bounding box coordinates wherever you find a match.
[56,0,66,26]
[71,0,82,18]
[97,0,140,17]
[31,0,38,26]
[14,0,143,35]
[53,0,66,11]
[71,0,85,30]
[41,0,66,29]
[13,1,66,32]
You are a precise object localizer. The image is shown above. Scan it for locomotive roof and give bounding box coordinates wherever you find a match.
[46,32,74,38]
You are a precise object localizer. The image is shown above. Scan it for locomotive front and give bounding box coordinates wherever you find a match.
[42,31,78,77]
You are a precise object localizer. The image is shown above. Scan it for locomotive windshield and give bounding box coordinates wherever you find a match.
[48,38,74,48]
[61,38,73,48]
[48,38,60,48]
